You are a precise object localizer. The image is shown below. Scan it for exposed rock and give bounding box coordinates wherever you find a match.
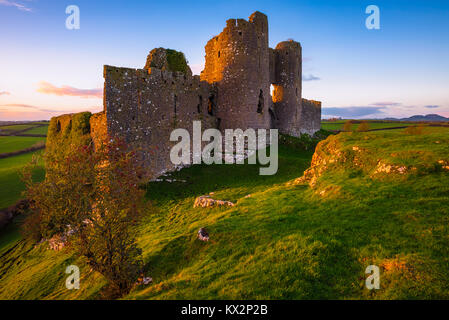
[197,228,210,242]
[287,137,341,188]
[194,195,235,208]
[373,162,408,175]
[46,225,76,251]
[136,273,153,285]
[48,235,67,251]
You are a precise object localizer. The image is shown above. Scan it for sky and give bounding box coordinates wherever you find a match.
[0,0,448,120]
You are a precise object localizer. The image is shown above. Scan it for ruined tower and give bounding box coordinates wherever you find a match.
[271,40,302,136]
[201,12,272,131]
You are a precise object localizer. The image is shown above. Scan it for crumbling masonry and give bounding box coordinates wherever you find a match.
[48,11,321,179]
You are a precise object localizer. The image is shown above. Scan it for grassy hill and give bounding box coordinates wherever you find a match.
[0,126,448,299]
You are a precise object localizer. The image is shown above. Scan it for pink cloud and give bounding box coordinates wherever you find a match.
[371,102,402,107]
[0,0,32,12]
[0,91,10,95]
[0,103,103,121]
[37,81,103,99]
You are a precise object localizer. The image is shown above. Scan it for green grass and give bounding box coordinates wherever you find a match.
[0,136,45,154]
[321,121,416,131]
[0,127,449,299]
[0,151,44,209]
[0,124,37,133]
[24,125,48,136]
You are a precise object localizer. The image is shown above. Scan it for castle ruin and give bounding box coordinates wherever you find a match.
[48,11,321,179]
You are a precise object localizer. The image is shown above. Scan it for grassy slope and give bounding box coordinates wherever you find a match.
[0,152,45,209]
[0,127,448,299]
[0,136,45,154]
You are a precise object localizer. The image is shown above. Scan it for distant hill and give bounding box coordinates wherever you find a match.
[382,114,449,122]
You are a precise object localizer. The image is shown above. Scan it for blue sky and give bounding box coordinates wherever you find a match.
[0,0,448,120]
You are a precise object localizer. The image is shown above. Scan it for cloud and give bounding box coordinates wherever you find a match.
[302,74,320,81]
[0,103,69,113]
[36,81,103,99]
[424,105,440,109]
[0,0,32,12]
[0,91,10,96]
[0,103,102,114]
[322,106,386,118]
[371,102,402,107]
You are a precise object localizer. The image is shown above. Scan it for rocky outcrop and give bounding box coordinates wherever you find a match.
[193,195,235,208]
[290,133,449,189]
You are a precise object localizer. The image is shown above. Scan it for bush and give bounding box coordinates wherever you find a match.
[357,121,370,132]
[279,130,333,151]
[166,49,189,74]
[342,120,353,132]
[22,138,145,298]
[404,125,425,135]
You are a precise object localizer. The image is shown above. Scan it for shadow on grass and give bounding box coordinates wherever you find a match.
[145,145,313,203]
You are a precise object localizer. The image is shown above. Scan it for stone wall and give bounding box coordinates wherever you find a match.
[300,99,322,135]
[103,60,217,178]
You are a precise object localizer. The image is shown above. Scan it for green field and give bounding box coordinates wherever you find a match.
[0,123,49,136]
[24,125,48,136]
[0,126,448,299]
[321,121,417,131]
[0,124,37,133]
[0,152,45,209]
[0,136,45,154]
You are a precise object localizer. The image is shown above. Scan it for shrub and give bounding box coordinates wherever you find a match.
[22,138,145,298]
[342,120,353,132]
[166,49,189,74]
[279,130,333,151]
[357,121,370,132]
[404,125,425,135]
